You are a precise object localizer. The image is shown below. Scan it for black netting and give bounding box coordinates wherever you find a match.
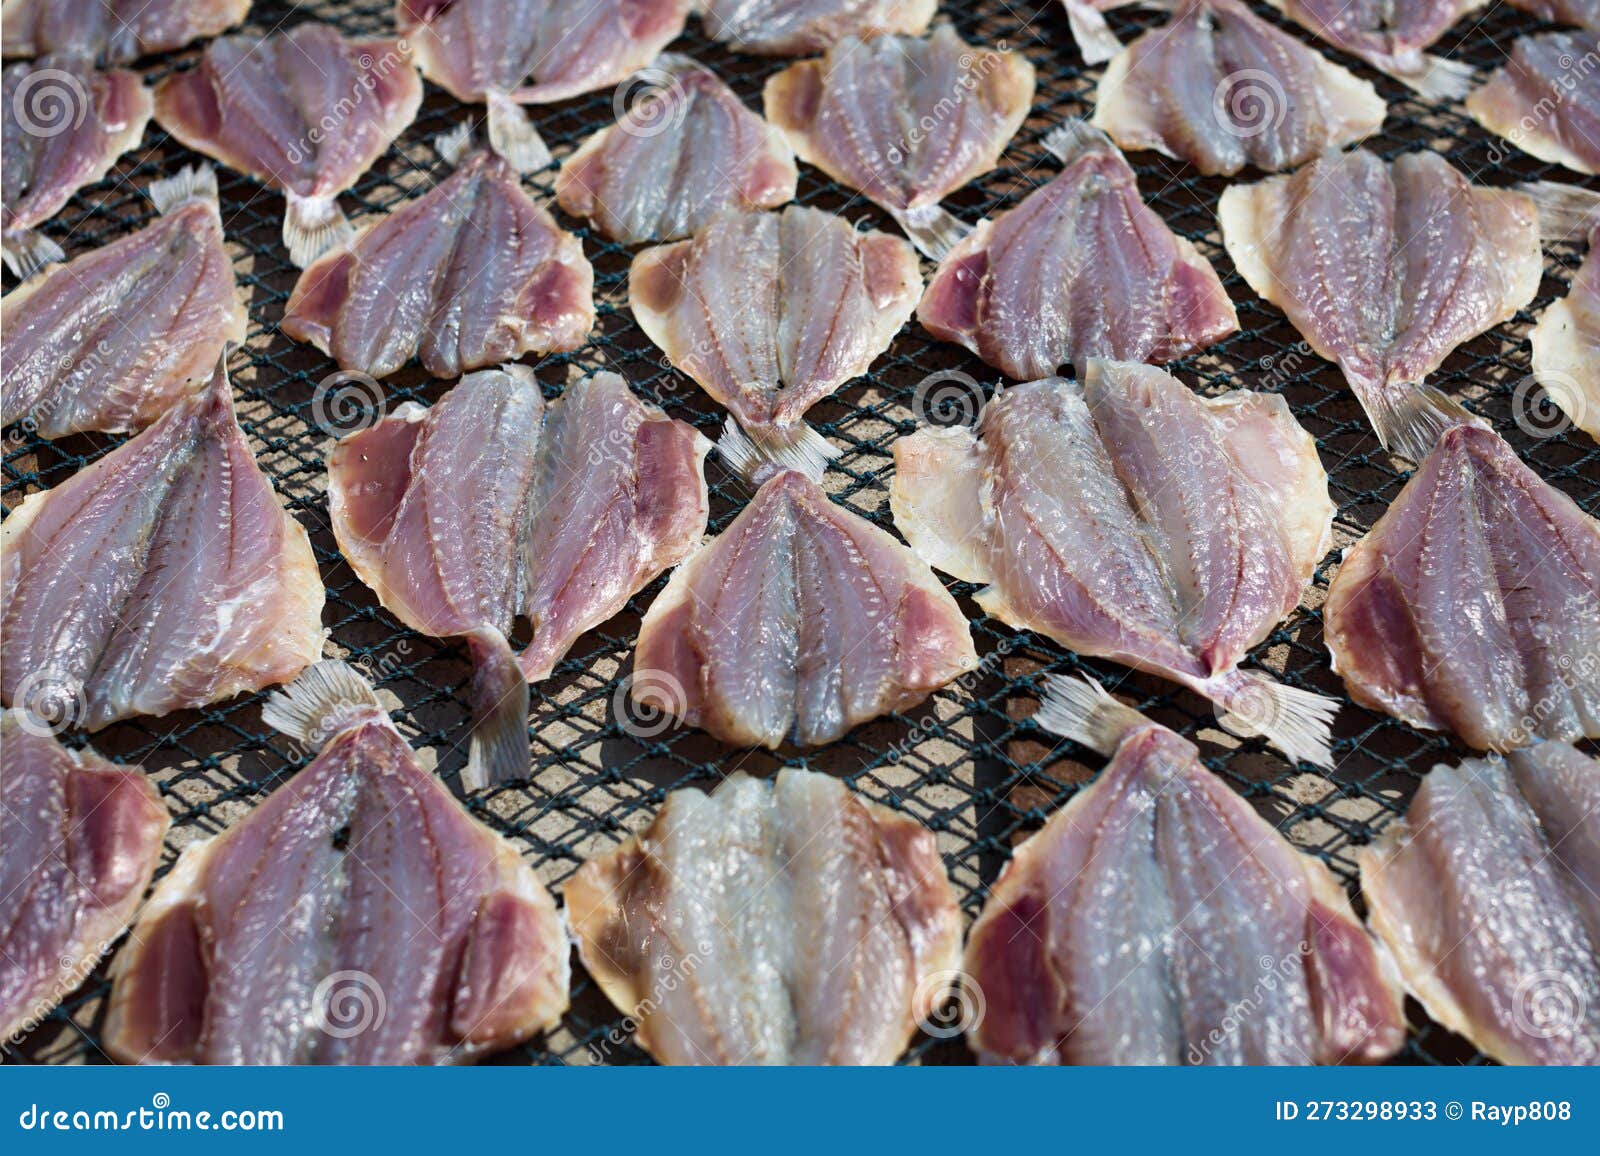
[4,0,1596,1067]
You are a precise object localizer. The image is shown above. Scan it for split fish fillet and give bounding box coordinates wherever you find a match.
[556,56,797,245]
[399,0,690,172]
[1,0,250,65]
[283,127,593,381]
[892,361,1339,767]
[1220,148,1541,462]
[630,204,920,478]
[1467,32,1600,177]
[1263,0,1482,98]
[918,123,1238,380]
[966,677,1406,1065]
[1531,225,1600,442]
[1506,0,1600,25]
[1060,1,1136,65]
[1,359,325,732]
[565,768,962,1064]
[102,661,570,1065]
[1359,741,1600,1066]
[1093,0,1385,177]
[1,167,246,439]
[153,22,422,267]
[763,26,1035,257]
[2,53,150,278]
[700,0,934,55]
[1325,423,1600,750]
[633,465,976,749]
[328,366,709,787]
[0,714,168,1042]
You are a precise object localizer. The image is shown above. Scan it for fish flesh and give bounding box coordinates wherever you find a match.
[328,366,709,787]
[965,676,1407,1065]
[399,0,690,172]
[763,26,1035,257]
[1506,0,1600,25]
[918,123,1238,380]
[1061,1,1135,65]
[1325,423,1600,750]
[893,361,1339,767]
[1467,32,1600,177]
[1263,0,1482,98]
[1,359,324,732]
[1093,0,1386,176]
[153,22,422,267]
[630,204,920,477]
[1220,149,1541,462]
[2,53,150,278]
[2,0,250,65]
[565,768,962,1064]
[700,0,935,55]
[102,661,570,1064]
[632,461,976,748]
[1,167,246,439]
[1358,741,1600,1066]
[555,56,797,245]
[0,714,168,1043]
[1531,224,1600,442]
[283,126,593,381]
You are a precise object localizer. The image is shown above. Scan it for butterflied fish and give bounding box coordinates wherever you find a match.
[1467,32,1600,177]
[1325,423,1600,750]
[1358,741,1600,1066]
[565,768,962,1064]
[700,0,935,55]
[556,56,797,245]
[0,714,168,1042]
[630,204,920,477]
[1093,0,1385,176]
[153,22,422,267]
[1531,225,1600,442]
[965,676,1406,1065]
[399,0,690,172]
[632,459,976,748]
[2,166,246,439]
[283,126,592,381]
[893,361,1339,767]
[1263,0,1482,98]
[1,359,324,732]
[2,53,150,278]
[764,26,1034,257]
[2,0,250,65]
[918,122,1237,380]
[102,661,570,1065]
[1220,148,1541,462]
[328,366,709,787]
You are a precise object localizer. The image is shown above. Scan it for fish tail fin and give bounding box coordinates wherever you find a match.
[716,417,838,485]
[462,627,530,792]
[1209,670,1338,769]
[487,93,552,173]
[1040,117,1118,167]
[890,203,971,260]
[1391,54,1475,101]
[283,194,354,268]
[262,660,390,752]
[2,229,65,279]
[1035,674,1152,757]
[147,165,218,214]
[1065,1,1123,66]
[1364,381,1478,463]
[1519,180,1600,242]
[432,121,476,168]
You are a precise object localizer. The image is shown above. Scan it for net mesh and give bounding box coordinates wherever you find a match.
[4,0,1597,1067]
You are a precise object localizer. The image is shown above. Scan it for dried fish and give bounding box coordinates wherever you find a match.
[1467,32,1600,176]
[700,0,935,55]
[1,0,250,65]
[1263,0,1481,98]
[1531,224,1600,442]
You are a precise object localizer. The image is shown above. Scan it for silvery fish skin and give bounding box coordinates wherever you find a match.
[556,56,797,245]
[566,768,962,1064]
[918,124,1238,380]
[1,53,151,277]
[1220,149,1541,462]
[1531,226,1600,442]
[1264,0,1482,97]
[632,469,976,748]
[283,147,593,380]
[700,0,934,55]
[1,0,251,65]
[892,362,1339,768]
[1,167,247,439]
[0,715,168,1042]
[102,662,570,1066]
[1359,741,1600,1066]
[1093,0,1385,177]
[967,684,1406,1065]
[1467,32,1600,177]
[1325,423,1600,750]
[0,360,325,732]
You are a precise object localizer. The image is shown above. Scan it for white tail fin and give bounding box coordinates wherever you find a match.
[1035,674,1152,757]
[1390,54,1476,102]
[147,165,218,214]
[1065,0,1124,66]
[1041,117,1118,167]
[262,660,390,751]
[1519,180,1600,243]
[890,203,971,260]
[2,228,65,279]
[283,194,354,268]
[432,121,475,168]
[461,627,530,791]
[487,92,551,173]
[1208,669,1339,769]
[1361,380,1479,464]
[716,416,838,485]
